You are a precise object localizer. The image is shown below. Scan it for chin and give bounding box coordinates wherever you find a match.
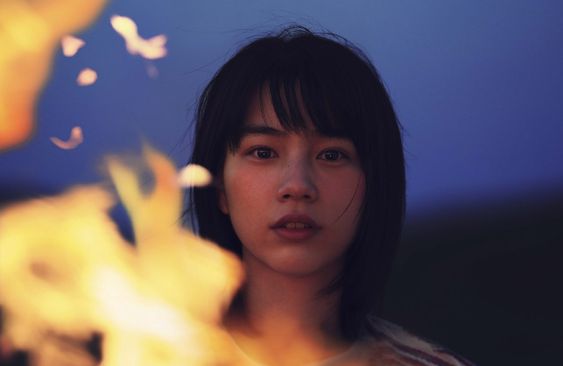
[265,256,343,279]
[242,246,345,278]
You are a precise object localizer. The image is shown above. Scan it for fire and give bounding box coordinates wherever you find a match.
[110,15,167,60]
[50,126,84,150]
[0,147,247,365]
[0,3,365,364]
[77,68,98,86]
[0,0,107,150]
[61,35,85,57]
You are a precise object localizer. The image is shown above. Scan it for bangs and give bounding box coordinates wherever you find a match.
[224,36,367,152]
[267,59,364,140]
[265,74,347,138]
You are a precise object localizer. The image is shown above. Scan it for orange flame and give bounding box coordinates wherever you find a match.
[0,147,247,365]
[110,15,167,60]
[0,0,107,150]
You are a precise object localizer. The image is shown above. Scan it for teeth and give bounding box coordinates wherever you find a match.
[284,222,310,229]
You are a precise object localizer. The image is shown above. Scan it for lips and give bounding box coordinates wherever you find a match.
[271,214,319,229]
[270,214,320,241]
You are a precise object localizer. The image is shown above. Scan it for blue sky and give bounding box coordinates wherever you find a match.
[2,0,562,216]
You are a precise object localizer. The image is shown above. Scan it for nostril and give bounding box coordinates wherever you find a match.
[277,176,318,201]
[281,192,313,201]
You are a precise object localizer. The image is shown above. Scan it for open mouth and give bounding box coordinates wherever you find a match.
[270,214,320,241]
[282,222,313,230]
[271,216,320,241]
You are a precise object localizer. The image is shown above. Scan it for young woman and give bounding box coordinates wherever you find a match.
[188,26,474,366]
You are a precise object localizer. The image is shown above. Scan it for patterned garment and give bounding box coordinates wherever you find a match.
[362,317,476,366]
[228,317,476,365]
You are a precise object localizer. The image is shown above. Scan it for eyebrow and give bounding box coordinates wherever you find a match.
[239,125,289,137]
[239,125,353,143]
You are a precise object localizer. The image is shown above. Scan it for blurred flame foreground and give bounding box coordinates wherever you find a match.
[0,147,246,365]
[0,0,107,150]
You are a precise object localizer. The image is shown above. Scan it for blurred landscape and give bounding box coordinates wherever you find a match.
[384,187,563,365]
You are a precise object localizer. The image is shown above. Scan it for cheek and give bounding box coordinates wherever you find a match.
[325,173,366,241]
[222,166,272,224]
[326,172,365,213]
[222,175,270,251]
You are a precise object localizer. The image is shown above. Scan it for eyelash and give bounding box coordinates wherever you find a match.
[247,147,349,162]
[318,150,349,161]
[249,147,277,159]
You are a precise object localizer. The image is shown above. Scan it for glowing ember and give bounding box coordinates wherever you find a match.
[0,0,107,150]
[61,35,85,57]
[50,126,84,150]
[178,164,213,187]
[0,147,246,365]
[146,62,159,79]
[110,15,167,60]
[77,67,98,86]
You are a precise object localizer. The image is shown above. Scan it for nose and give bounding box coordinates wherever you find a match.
[277,159,318,202]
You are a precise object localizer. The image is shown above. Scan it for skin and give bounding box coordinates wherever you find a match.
[219,90,366,365]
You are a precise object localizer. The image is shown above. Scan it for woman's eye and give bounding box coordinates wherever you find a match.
[318,150,347,161]
[250,147,276,159]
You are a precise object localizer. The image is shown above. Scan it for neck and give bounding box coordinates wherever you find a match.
[224,251,350,366]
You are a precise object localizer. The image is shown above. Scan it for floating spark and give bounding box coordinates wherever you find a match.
[0,0,107,150]
[146,62,159,79]
[50,126,83,150]
[77,68,98,86]
[61,35,85,57]
[178,164,213,187]
[110,15,167,60]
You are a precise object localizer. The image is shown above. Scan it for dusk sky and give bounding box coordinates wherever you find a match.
[2,0,562,217]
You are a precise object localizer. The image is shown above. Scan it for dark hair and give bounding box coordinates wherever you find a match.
[187,26,405,340]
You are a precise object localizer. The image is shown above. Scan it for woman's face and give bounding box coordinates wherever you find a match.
[219,92,365,277]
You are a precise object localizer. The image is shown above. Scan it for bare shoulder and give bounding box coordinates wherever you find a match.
[360,316,476,366]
